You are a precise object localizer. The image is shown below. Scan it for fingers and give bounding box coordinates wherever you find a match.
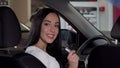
[67,50,80,68]
[67,50,80,62]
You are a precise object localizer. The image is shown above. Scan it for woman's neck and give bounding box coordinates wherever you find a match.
[35,39,47,52]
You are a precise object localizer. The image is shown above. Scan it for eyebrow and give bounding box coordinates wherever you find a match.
[43,20,51,23]
[43,20,60,24]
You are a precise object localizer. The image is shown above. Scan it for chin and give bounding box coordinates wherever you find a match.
[46,38,56,44]
[47,40,54,44]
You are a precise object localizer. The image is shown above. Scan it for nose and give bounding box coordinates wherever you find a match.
[50,25,56,33]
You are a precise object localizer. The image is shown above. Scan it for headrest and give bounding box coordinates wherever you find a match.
[0,6,21,48]
[111,16,120,40]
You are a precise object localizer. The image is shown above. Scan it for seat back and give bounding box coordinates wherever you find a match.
[87,45,120,68]
[111,16,120,44]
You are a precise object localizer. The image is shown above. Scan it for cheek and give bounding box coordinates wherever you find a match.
[41,24,48,32]
[40,26,47,36]
[56,29,59,36]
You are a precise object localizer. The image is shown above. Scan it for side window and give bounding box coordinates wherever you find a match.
[60,17,86,51]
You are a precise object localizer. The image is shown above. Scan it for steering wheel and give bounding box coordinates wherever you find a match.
[77,35,111,56]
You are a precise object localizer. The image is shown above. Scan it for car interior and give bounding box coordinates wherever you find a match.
[0,0,120,68]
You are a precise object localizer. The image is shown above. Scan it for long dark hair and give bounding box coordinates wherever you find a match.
[25,8,65,67]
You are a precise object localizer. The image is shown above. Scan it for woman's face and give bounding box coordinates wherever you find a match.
[40,13,59,44]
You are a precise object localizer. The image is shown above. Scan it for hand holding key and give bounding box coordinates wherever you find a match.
[65,47,80,68]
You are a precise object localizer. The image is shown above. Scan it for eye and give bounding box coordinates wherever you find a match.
[55,24,59,28]
[55,23,59,28]
[44,22,50,26]
[43,20,50,26]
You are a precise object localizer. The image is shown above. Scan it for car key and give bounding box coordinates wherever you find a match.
[65,47,71,53]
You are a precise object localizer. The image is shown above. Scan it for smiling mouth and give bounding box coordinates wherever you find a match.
[47,34,55,39]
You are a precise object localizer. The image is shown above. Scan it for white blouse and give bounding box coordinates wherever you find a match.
[25,46,60,68]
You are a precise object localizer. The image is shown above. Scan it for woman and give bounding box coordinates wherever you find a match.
[25,8,80,68]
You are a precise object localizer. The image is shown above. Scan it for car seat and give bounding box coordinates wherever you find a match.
[0,6,23,56]
[111,16,120,45]
[87,45,120,68]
